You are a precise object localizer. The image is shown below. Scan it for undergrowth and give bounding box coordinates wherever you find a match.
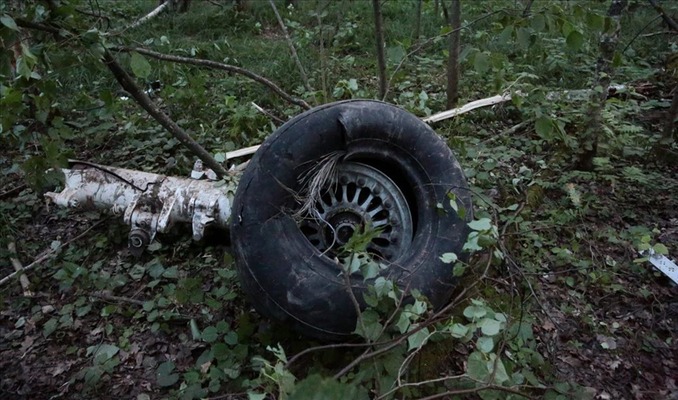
[1,0,677,399]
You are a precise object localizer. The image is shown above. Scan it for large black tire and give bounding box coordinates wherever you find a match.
[230,100,472,340]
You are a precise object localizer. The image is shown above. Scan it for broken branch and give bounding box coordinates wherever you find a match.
[0,219,107,288]
[117,46,310,110]
[269,0,312,93]
[103,50,229,178]
[8,241,33,297]
[125,1,171,31]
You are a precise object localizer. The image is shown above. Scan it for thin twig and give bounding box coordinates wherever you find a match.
[383,9,506,100]
[0,219,108,287]
[417,383,536,400]
[377,374,466,400]
[116,46,310,110]
[333,258,492,379]
[0,183,27,200]
[622,14,662,53]
[251,102,284,124]
[90,291,145,306]
[339,257,370,343]
[480,121,530,145]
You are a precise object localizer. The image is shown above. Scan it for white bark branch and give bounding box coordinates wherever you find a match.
[8,242,33,296]
[126,1,171,31]
[423,93,512,123]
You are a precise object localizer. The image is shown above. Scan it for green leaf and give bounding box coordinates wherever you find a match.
[290,374,369,400]
[453,263,466,277]
[360,260,380,281]
[535,117,554,138]
[130,52,152,79]
[467,352,489,381]
[468,218,492,231]
[248,393,267,400]
[477,336,494,353]
[156,361,179,387]
[586,13,605,31]
[354,310,382,341]
[488,354,510,384]
[1,15,19,31]
[440,252,458,264]
[566,30,584,51]
[88,343,120,363]
[516,27,531,49]
[202,326,219,343]
[396,312,411,334]
[407,326,430,351]
[473,52,490,74]
[652,243,669,255]
[224,331,238,345]
[531,14,545,31]
[449,322,469,338]
[190,318,201,340]
[463,304,487,320]
[479,318,502,336]
[498,25,513,45]
[43,318,58,337]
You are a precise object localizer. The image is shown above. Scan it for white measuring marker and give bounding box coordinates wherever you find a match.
[645,249,678,285]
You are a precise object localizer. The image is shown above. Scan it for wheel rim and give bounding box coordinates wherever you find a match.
[299,162,413,262]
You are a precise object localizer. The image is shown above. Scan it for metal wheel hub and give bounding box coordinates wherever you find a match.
[300,162,413,261]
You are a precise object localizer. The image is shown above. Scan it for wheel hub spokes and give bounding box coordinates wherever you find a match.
[299,162,413,262]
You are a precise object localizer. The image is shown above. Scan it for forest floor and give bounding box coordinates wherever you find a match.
[1,76,677,400]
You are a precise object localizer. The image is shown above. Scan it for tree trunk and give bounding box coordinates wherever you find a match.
[372,0,387,100]
[415,0,423,40]
[446,0,461,108]
[576,0,627,171]
[663,85,678,141]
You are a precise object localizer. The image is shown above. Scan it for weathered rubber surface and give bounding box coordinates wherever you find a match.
[230,100,472,340]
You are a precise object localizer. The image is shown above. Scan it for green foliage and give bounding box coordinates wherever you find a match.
[1,0,677,399]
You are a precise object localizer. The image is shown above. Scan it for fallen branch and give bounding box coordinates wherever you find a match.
[648,0,678,32]
[218,93,515,160]
[269,0,312,92]
[8,241,33,297]
[117,46,311,110]
[90,291,145,306]
[0,183,27,200]
[102,50,229,178]
[14,20,230,178]
[0,219,107,288]
[423,93,512,123]
[125,1,171,31]
[225,145,261,161]
[251,102,284,124]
